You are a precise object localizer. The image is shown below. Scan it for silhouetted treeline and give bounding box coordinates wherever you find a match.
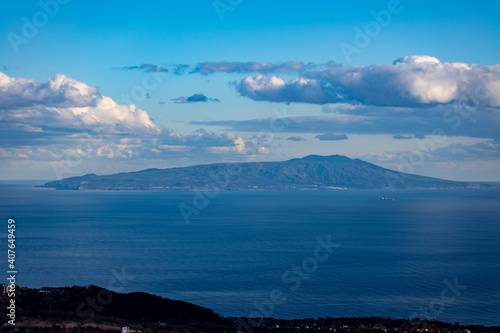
[1,286,500,333]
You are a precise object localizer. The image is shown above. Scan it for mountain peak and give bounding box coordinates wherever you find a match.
[41,154,493,191]
[301,154,354,162]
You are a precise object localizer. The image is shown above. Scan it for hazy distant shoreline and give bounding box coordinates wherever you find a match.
[40,155,498,191]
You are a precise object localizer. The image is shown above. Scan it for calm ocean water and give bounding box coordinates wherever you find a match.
[1,182,499,326]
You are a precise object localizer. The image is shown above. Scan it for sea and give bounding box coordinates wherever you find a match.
[1,181,499,326]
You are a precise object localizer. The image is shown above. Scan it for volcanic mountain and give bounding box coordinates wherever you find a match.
[41,155,493,190]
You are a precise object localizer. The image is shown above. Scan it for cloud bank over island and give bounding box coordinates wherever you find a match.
[2,55,500,180]
[0,71,265,172]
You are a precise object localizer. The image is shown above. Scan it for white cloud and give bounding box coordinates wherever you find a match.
[0,71,161,137]
[0,72,268,173]
[234,56,500,108]
[65,96,161,134]
[0,72,99,109]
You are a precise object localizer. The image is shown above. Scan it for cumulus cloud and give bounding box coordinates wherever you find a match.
[0,72,161,138]
[0,72,266,170]
[233,56,500,108]
[286,136,306,142]
[315,133,348,141]
[0,71,99,109]
[172,93,220,104]
[158,128,234,147]
[236,75,336,104]
[116,63,168,73]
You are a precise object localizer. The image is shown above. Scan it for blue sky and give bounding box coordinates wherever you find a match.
[1,0,500,181]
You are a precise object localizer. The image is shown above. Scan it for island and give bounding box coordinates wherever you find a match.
[41,155,495,191]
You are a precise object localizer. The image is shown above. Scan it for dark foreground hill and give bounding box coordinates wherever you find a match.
[41,155,494,190]
[0,285,229,332]
[1,286,499,333]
